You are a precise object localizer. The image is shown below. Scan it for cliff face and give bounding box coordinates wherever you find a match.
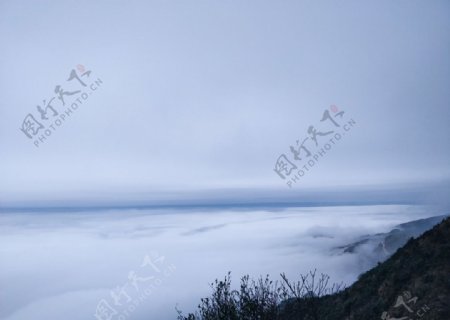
[279,217,450,320]
[333,215,449,268]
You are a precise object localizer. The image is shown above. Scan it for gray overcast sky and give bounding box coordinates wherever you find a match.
[0,0,449,202]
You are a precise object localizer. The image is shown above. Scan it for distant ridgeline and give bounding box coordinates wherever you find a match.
[280,216,450,320]
[333,215,450,268]
[178,216,450,320]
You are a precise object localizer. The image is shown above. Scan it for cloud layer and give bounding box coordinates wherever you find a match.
[0,204,437,320]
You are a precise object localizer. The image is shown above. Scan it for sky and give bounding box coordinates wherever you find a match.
[1,0,450,204]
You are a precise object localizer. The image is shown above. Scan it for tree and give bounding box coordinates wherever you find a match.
[176,270,344,320]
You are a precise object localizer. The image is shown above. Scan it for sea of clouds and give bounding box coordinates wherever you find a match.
[0,204,438,320]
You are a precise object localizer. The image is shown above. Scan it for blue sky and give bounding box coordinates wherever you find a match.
[1,0,449,203]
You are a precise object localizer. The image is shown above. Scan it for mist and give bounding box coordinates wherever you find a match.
[0,204,439,320]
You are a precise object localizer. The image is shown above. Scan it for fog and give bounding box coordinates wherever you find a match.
[0,204,438,320]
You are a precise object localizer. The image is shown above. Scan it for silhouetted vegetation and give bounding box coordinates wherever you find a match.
[177,217,450,320]
[176,270,343,320]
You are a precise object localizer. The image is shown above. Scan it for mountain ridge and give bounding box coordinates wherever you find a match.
[279,216,450,319]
